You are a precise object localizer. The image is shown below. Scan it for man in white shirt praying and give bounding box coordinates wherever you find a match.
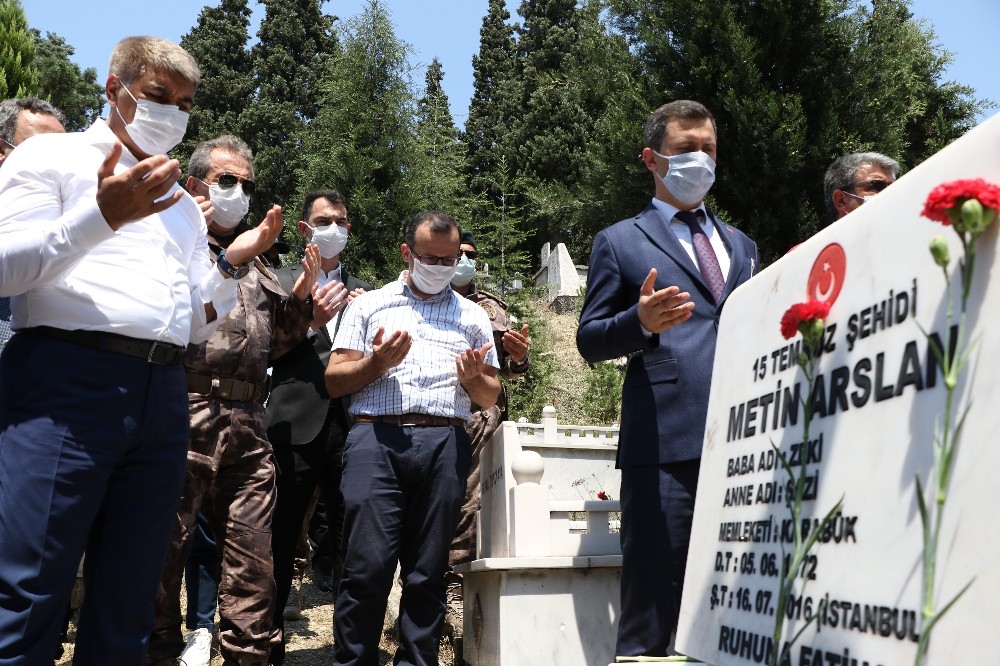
[0,36,279,666]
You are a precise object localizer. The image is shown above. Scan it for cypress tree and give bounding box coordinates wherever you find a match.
[31,30,104,132]
[0,0,39,98]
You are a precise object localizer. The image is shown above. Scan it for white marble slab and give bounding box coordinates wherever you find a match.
[677,112,1000,664]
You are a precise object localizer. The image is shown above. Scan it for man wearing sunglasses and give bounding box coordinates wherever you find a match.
[148,134,321,666]
[325,210,499,666]
[824,151,899,221]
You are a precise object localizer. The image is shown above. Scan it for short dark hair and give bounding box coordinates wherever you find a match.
[644,100,716,152]
[823,152,900,222]
[0,97,66,144]
[405,210,459,249]
[188,135,254,180]
[301,189,348,223]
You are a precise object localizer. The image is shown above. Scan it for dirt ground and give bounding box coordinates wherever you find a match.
[55,568,457,666]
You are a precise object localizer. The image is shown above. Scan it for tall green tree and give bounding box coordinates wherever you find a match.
[298,0,414,283]
[177,0,254,166]
[512,0,600,258]
[31,30,104,131]
[0,0,39,98]
[607,0,989,261]
[241,0,337,223]
[411,58,468,214]
[464,0,530,289]
[465,0,517,185]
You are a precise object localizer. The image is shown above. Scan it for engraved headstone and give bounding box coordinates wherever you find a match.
[677,113,1000,665]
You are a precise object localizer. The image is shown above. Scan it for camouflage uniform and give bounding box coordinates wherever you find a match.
[148,230,311,666]
[449,287,529,568]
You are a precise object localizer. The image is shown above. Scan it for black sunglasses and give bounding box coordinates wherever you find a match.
[216,173,256,196]
[461,249,478,260]
[845,179,890,193]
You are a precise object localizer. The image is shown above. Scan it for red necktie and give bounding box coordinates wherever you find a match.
[676,210,725,303]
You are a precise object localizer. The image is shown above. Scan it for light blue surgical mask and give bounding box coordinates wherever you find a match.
[451,255,477,287]
[653,150,716,205]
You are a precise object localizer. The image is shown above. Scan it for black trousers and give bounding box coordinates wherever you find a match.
[616,460,700,657]
[269,405,347,665]
[333,422,470,666]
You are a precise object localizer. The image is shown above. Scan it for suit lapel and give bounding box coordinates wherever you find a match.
[709,210,748,303]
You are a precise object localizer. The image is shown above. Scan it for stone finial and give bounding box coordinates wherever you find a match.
[511,450,544,485]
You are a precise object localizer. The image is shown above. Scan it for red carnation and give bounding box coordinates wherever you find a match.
[597,490,608,500]
[921,178,1000,226]
[780,300,831,340]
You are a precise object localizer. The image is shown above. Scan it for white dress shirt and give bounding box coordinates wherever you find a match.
[334,273,499,421]
[0,120,237,346]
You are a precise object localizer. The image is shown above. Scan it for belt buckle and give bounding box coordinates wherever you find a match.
[146,341,161,363]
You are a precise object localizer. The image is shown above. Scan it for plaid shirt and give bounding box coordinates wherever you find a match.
[333,274,499,422]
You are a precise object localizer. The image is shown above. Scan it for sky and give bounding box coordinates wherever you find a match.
[22,0,1000,129]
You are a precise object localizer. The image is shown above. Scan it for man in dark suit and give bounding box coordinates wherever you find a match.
[577,100,759,658]
[265,189,373,666]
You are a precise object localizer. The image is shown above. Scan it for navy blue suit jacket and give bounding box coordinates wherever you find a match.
[577,203,758,467]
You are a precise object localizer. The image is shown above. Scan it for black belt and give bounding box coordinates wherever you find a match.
[186,372,270,402]
[27,326,185,366]
[354,413,465,427]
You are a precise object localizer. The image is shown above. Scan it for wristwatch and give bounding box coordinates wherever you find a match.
[217,249,250,280]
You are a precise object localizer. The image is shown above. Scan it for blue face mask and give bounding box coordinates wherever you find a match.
[654,150,716,205]
[451,255,476,287]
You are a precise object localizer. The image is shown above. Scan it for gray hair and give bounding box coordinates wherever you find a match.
[0,97,66,144]
[823,152,900,221]
[188,135,254,180]
[644,100,716,152]
[109,36,200,88]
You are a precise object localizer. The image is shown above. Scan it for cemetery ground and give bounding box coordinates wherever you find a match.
[56,568,456,666]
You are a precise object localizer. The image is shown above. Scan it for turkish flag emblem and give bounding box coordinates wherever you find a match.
[806,243,846,306]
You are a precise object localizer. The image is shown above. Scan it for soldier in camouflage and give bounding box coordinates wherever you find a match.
[148,136,319,666]
[444,230,531,643]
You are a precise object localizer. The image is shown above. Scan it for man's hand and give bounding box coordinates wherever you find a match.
[637,268,695,334]
[347,286,366,304]
[310,280,348,329]
[225,205,283,266]
[501,324,529,364]
[192,194,215,224]
[457,341,495,383]
[291,244,320,301]
[371,327,411,374]
[95,142,184,230]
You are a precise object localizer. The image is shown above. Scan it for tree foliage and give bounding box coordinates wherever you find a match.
[410,58,468,216]
[298,0,415,283]
[0,0,39,99]
[177,0,254,167]
[607,0,990,261]
[242,0,337,225]
[31,30,104,131]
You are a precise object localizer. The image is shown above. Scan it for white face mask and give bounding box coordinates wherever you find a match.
[307,223,349,259]
[654,150,716,205]
[451,254,477,287]
[207,182,250,229]
[116,82,189,155]
[409,257,457,295]
[843,191,873,205]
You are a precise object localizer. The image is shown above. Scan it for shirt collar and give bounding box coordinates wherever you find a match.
[650,197,709,226]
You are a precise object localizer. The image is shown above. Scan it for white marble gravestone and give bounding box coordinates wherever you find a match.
[677,112,1000,665]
